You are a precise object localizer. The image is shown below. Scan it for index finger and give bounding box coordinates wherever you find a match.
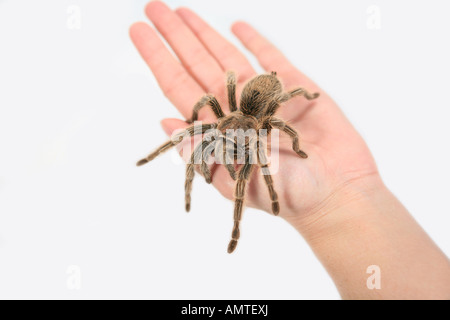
[129,22,204,119]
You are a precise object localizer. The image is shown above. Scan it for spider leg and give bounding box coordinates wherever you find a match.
[270,118,308,158]
[185,138,216,212]
[264,87,320,116]
[200,139,217,184]
[136,123,217,166]
[279,87,320,103]
[215,135,237,181]
[187,94,226,124]
[228,155,254,253]
[196,134,237,184]
[222,139,237,181]
[226,71,237,112]
[257,138,280,215]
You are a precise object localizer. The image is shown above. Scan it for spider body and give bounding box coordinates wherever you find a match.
[239,73,283,117]
[137,71,319,253]
[217,112,258,132]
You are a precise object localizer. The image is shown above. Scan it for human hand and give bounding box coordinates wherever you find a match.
[129,1,380,227]
[130,1,450,299]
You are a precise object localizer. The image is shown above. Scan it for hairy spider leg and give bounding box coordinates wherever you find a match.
[264,87,320,116]
[226,71,237,112]
[269,118,308,159]
[187,94,225,124]
[136,123,218,166]
[214,135,238,181]
[228,155,255,253]
[257,138,280,215]
[185,139,216,212]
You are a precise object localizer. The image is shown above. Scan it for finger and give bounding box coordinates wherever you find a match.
[231,21,318,89]
[129,22,204,119]
[175,7,255,82]
[146,1,225,96]
[160,118,189,136]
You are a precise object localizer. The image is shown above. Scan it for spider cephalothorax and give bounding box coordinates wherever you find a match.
[137,71,319,253]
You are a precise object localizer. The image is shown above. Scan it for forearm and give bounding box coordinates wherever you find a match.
[289,176,450,300]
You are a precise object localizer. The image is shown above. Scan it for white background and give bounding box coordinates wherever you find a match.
[0,0,449,299]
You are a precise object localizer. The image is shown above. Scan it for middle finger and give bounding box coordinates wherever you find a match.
[146,1,226,97]
[175,7,256,83]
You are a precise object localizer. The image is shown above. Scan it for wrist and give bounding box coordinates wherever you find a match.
[285,174,450,299]
[286,173,387,243]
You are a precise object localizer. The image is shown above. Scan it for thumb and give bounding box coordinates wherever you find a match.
[160,118,189,136]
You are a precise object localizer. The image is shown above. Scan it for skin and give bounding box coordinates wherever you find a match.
[130,1,450,299]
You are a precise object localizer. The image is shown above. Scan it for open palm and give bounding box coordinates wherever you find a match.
[130,1,379,225]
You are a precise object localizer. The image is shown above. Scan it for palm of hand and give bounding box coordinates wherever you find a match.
[131,2,378,223]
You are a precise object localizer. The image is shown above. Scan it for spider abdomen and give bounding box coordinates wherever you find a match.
[239,73,282,117]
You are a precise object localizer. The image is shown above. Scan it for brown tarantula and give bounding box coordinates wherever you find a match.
[137,71,319,253]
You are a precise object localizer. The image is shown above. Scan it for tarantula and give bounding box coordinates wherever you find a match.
[137,71,319,253]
